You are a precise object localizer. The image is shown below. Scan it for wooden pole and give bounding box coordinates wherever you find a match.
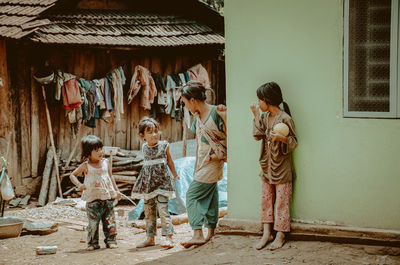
[31,68,40,177]
[60,125,83,182]
[41,85,63,198]
[38,149,53,206]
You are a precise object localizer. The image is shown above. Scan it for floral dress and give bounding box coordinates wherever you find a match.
[131,140,174,200]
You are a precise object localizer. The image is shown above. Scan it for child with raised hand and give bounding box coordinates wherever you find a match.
[131,117,179,249]
[250,82,297,250]
[69,135,121,251]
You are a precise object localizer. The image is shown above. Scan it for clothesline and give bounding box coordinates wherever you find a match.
[48,63,211,133]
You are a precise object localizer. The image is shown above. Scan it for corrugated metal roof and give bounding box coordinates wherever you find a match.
[0,0,56,6]
[0,3,224,47]
[0,0,56,38]
[30,10,224,47]
[30,32,225,46]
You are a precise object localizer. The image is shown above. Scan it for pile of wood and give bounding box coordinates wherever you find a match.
[38,147,143,205]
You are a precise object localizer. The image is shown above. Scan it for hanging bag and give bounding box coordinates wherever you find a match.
[0,167,15,201]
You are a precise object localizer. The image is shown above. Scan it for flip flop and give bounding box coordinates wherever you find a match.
[180,241,206,248]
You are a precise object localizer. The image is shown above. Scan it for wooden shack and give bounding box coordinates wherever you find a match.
[0,0,225,196]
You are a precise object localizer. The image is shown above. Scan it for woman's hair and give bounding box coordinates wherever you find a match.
[138,117,160,135]
[256,81,292,116]
[181,81,207,102]
[81,135,103,161]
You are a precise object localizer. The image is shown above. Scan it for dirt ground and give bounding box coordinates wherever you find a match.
[1,205,400,265]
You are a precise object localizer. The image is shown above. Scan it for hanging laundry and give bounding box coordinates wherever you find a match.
[179,73,187,86]
[171,74,182,87]
[118,66,126,86]
[151,72,166,93]
[55,71,75,101]
[106,73,115,109]
[165,75,177,115]
[149,72,167,119]
[83,80,97,120]
[187,64,211,89]
[82,102,100,128]
[128,65,157,110]
[62,78,82,109]
[95,79,106,110]
[111,68,124,121]
[78,78,91,93]
[67,107,83,137]
[184,72,190,83]
[103,77,114,111]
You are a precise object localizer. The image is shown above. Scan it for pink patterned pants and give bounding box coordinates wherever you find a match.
[261,180,292,232]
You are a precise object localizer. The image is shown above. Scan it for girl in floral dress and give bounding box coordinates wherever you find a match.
[131,117,179,248]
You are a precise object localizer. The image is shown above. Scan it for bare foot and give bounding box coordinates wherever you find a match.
[205,228,215,242]
[136,237,155,248]
[181,231,206,248]
[255,234,274,250]
[180,238,206,248]
[267,232,285,250]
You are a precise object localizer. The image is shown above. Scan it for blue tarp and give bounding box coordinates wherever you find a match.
[128,156,227,220]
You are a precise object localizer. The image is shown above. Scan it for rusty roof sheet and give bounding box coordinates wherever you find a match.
[0,4,50,16]
[0,0,56,5]
[31,32,225,47]
[30,10,224,47]
[0,14,35,26]
[0,0,56,38]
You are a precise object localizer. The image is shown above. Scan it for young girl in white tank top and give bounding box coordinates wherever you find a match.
[70,135,121,251]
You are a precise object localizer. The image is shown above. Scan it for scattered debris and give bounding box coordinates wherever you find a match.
[19,195,31,206]
[8,198,22,208]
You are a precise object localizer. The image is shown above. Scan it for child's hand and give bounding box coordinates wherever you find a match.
[250,102,259,117]
[269,132,286,143]
[216,104,227,120]
[78,184,86,191]
[173,174,180,181]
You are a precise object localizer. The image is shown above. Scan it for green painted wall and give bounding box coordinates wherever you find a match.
[224,0,400,230]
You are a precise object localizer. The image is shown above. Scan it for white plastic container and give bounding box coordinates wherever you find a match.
[36,246,57,255]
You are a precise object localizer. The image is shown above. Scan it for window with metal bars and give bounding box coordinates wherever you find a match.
[344,0,399,118]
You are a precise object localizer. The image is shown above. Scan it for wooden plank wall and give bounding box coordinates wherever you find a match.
[4,44,223,190]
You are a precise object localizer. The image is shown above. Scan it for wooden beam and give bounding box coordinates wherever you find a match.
[31,67,40,177]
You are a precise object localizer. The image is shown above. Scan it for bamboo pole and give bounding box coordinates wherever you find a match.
[41,85,63,198]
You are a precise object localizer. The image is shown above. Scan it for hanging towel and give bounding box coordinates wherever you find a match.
[62,78,82,109]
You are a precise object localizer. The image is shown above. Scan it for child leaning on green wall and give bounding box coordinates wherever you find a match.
[250,82,298,250]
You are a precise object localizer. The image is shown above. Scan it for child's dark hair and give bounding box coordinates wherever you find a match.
[138,117,160,135]
[81,135,103,161]
[257,82,292,116]
[181,81,207,102]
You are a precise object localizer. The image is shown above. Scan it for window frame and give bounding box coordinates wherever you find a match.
[343,0,399,118]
